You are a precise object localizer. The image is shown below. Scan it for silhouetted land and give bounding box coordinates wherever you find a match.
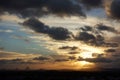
[0,69,120,80]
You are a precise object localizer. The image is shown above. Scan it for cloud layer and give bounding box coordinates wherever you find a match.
[0,0,85,18]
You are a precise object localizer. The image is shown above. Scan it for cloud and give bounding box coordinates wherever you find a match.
[76,32,96,43]
[59,46,78,50]
[96,23,118,33]
[105,49,116,53]
[110,0,120,19]
[104,42,119,47]
[0,47,4,51]
[0,29,13,33]
[0,0,85,18]
[84,57,112,63]
[33,56,50,61]
[76,23,120,47]
[75,31,105,46]
[92,53,104,58]
[78,56,112,63]
[68,51,79,54]
[11,35,30,43]
[50,55,69,62]
[22,17,72,40]
[68,56,76,60]
[0,51,40,60]
[55,59,69,62]
[0,58,23,64]
[23,17,49,33]
[79,0,102,7]
[110,36,120,43]
[48,27,72,40]
[80,25,93,31]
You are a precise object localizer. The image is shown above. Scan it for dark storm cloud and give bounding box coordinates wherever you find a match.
[48,27,72,40]
[78,0,102,7]
[76,32,96,43]
[23,17,49,33]
[75,30,106,46]
[110,0,120,19]
[33,56,50,61]
[23,17,72,40]
[0,0,85,17]
[45,0,85,17]
[96,23,118,33]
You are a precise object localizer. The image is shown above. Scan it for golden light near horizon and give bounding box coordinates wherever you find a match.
[72,61,96,70]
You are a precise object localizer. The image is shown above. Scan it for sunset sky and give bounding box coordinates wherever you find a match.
[0,0,120,70]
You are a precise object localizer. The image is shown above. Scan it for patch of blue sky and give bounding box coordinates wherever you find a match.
[0,21,54,55]
[86,8,106,18]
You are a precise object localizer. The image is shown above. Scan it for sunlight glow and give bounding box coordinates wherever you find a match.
[73,61,95,70]
[78,45,105,59]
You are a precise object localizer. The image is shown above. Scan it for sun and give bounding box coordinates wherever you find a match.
[80,52,93,59]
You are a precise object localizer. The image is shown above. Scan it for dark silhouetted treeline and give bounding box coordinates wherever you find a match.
[0,69,120,80]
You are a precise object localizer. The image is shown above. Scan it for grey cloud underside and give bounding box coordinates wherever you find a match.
[0,0,85,18]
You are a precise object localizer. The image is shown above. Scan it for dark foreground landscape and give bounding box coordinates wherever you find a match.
[0,70,120,80]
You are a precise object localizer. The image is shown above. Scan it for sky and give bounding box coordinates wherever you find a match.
[0,0,120,71]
